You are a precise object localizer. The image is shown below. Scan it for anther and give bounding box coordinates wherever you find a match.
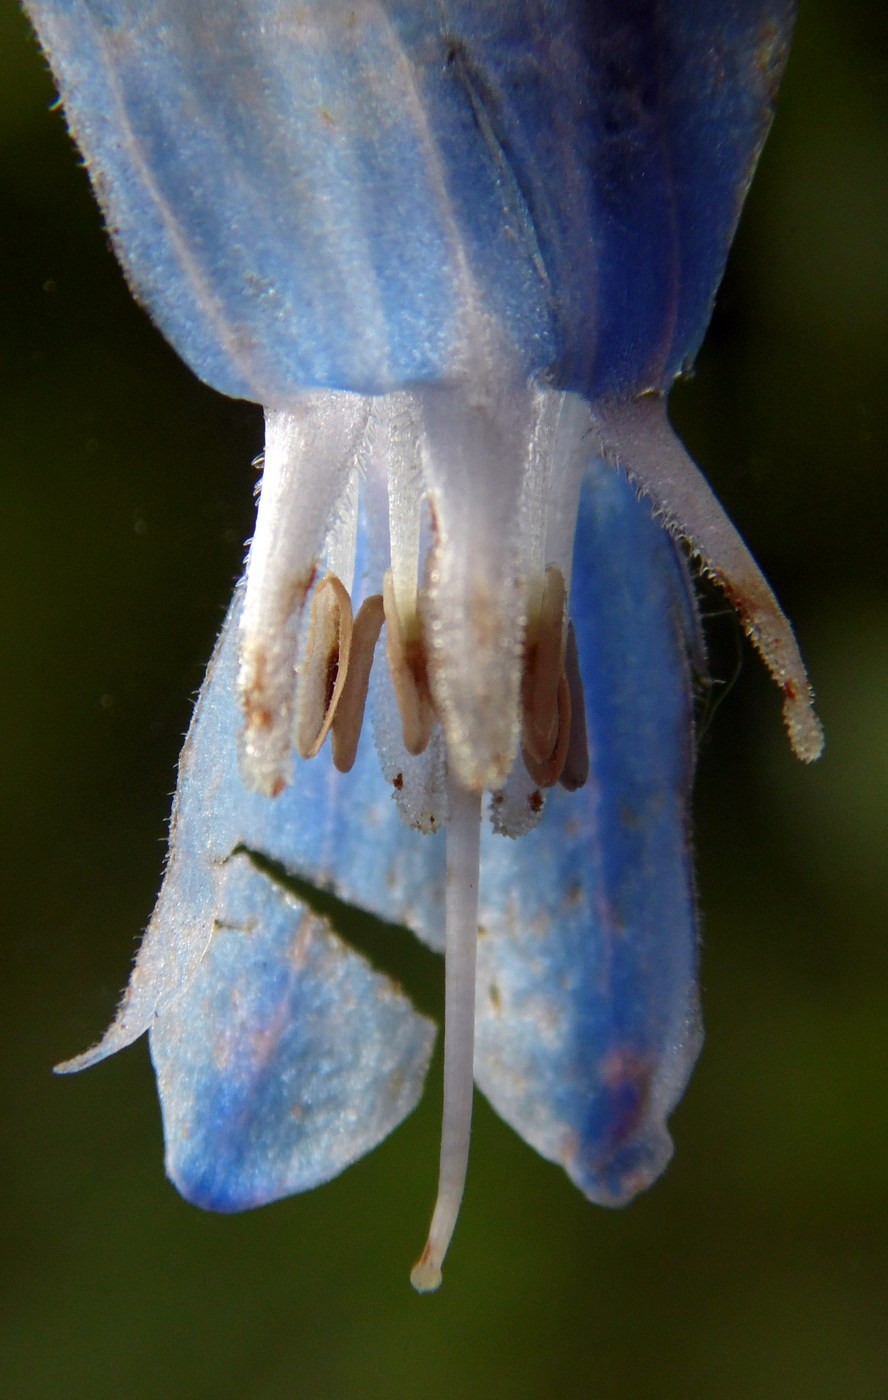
[331,594,385,773]
[522,670,572,788]
[559,620,590,791]
[295,575,353,760]
[522,566,567,765]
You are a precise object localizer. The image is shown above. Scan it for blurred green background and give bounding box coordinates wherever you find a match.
[2,3,886,1397]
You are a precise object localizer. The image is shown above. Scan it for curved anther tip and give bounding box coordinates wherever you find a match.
[410,1250,443,1294]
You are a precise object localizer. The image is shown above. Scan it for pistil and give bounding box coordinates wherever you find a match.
[410,772,482,1293]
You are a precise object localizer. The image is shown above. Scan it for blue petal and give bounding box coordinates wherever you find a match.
[26,0,794,400]
[152,852,434,1210]
[60,551,441,1205]
[474,460,701,1204]
[58,501,446,1076]
[145,587,439,1207]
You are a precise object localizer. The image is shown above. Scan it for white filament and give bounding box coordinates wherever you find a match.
[381,394,425,624]
[541,392,595,600]
[517,387,560,582]
[410,773,482,1292]
[323,465,361,597]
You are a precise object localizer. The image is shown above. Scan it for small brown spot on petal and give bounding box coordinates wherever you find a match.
[599,1048,654,1148]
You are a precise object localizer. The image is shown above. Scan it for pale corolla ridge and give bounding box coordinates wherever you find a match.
[28,0,820,1291]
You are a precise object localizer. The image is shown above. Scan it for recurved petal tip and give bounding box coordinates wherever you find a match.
[53,1050,95,1076]
[784,684,825,764]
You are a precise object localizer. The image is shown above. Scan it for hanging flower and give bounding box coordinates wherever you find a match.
[28,0,820,1290]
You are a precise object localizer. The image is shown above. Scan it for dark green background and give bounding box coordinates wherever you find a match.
[2,3,886,1396]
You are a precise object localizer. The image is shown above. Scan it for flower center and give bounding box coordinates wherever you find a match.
[288,559,588,802]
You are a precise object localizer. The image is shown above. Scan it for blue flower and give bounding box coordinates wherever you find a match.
[29,0,820,1290]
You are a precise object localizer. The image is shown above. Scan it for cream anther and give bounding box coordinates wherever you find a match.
[383,570,435,756]
[331,594,385,773]
[295,575,353,760]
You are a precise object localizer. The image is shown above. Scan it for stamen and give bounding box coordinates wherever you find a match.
[383,570,435,756]
[417,380,540,791]
[295,575,353,760]
[239,398,369,795]
[410,773,482,1294]
[559,620,590,791]
[522,566,567,765]
[331,594,385,773]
